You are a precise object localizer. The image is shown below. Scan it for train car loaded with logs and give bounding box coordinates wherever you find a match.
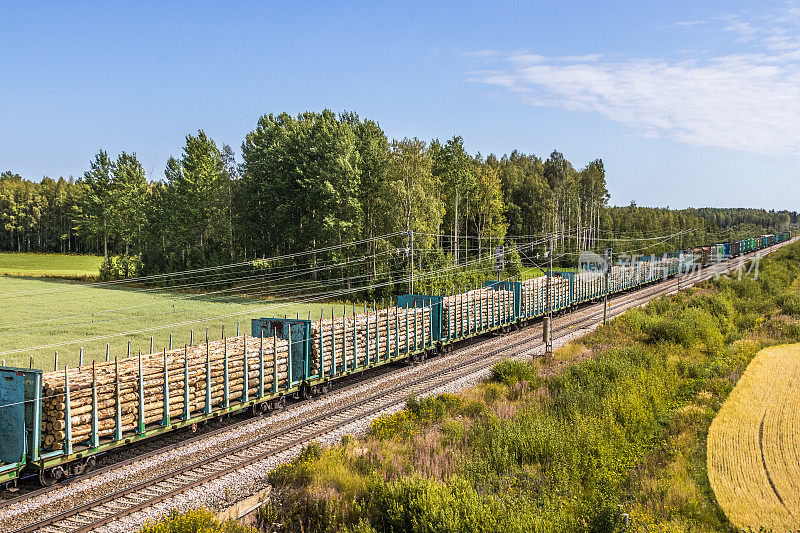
[0,230,791,489]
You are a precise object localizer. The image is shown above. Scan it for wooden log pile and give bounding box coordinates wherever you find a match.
[40,335,290,451]
[442,287,514,337]
[608,257,679,292]
[309,305,432,375]
[610,265,636,291]
[574,271,604,300]
[520,276,570,315]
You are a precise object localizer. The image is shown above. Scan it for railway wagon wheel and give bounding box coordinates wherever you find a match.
[301,384,317,400]
[86,455,97,473]
[39,465,64,487]
[273,395,286,411]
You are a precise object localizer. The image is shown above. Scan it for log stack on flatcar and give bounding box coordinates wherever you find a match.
[309,305,432,376]
[519,276,570,315]
[442,287,515,338]
[40,336,290,451]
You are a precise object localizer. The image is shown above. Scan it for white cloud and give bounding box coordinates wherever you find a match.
[468,7,800,155]
[463,49,503,60]
[672,20,707,27]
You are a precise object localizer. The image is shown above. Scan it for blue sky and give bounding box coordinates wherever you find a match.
[1,1,798,210]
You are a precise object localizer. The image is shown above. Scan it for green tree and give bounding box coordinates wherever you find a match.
[112,151,148,257]
[471,157,506,258]
[382,138,444,290]
[240,110,362,269]
[343,112,391,278]
[431,136,475,263]
[80,150,115,264]
[164,130,230,269]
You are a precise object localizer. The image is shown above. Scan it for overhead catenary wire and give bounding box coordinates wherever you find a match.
[0,235,545,334]
[0,262,419,336]
[0,241,544,410]
[0,230,688,362]
[0,231,407,299]
[0,248,408,333]
[0,244,520,358]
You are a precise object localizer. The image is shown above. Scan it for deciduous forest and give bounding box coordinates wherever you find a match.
[1,110,794,285]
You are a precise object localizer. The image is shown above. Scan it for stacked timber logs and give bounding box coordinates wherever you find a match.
[40,335,290,451]
[574,271,605,301]
[442,287,515,337]
[519,276,570,316]
[610,265,637,292]
[309,305,432,376]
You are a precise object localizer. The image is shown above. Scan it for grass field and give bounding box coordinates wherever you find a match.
[0,252,103,278]
[0,276,355,370]
[707,342,800,531]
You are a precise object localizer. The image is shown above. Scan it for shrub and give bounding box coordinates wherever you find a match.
[98,254,142,281]
[406,393,463,421]
[777,292,800,316]
[369,409,416,440]
[364,475,508,533]
[490,358,535,385]
[140,508,256,533]
[642,307,724,353]
[299,442,323,461]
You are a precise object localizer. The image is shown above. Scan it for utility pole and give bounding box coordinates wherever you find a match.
[603,246,612,326]
[544,233,553,356]
[408,230,414,295]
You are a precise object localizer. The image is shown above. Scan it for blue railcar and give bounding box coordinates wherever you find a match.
[0,367,42,489]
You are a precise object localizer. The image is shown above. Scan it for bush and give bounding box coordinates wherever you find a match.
[777,292,800,316]
[406,393,464,422]
[369,409,416,440]
[140,508,256,533]
[98,254,142,281]
[490,358,535,385]
[364,475,508,533]
[642,307,724,353]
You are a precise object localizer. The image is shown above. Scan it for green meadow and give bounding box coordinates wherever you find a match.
[0,252,104,279]
[0,275,354,370]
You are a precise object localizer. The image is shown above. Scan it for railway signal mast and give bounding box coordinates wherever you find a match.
[544,234,553,356]
[495,245,504,281]
[408,230,414,294]
[603,246,612,326]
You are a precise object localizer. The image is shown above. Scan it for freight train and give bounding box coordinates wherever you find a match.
[0,231,791,489]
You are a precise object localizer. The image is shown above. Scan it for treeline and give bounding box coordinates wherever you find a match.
[602,204,794,257]
[0,172,86,253]
[0,109,795,285]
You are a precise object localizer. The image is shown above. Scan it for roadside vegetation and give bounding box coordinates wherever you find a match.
[255,242,800,532]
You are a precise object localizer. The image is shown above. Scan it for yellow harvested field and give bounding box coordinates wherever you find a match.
[707,343,800,531]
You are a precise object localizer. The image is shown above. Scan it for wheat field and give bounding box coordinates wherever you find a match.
[707,343,800,531]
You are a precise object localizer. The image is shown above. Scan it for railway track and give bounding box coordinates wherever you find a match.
[8,242,792,532]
